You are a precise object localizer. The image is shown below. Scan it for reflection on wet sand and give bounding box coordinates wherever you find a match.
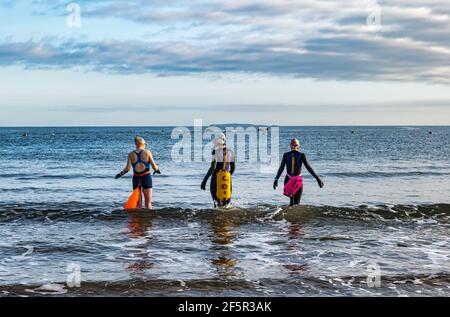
[288,222,304,239]
[125,211,156,272]
[209,214,238,277]
[283,222,308,274]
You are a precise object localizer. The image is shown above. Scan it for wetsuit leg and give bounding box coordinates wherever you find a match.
[210,171,232,207]
[225,180,232,206]
[284,176,294,206]
[285,176,303,206]
[220,175,233,207]
[210,173,218,205]
[292,185,303,205]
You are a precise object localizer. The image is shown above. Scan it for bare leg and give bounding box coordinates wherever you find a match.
[143,188,153,209]
[137,189,142,209]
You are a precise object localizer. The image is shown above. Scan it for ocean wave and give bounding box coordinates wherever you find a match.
[273,204,450,224]
[0,202,449,224]
[1,272,449,296]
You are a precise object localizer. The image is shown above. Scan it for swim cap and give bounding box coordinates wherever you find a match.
[214,133,226,148]
[290,138,300,147]
[134,136,145,145]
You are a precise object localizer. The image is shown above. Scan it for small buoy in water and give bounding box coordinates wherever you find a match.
[22,132,29,138]
[429,131,432,135]
[351,130,354,134]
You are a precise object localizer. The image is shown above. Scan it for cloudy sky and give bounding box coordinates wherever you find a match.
[1,0,450,126]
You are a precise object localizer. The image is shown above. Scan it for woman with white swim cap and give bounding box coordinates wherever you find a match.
[201,133,235,207]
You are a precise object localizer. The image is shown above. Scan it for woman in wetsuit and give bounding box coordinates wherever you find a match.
[115,136,160,209]
[201,134,236,207]
[273,138,324,206]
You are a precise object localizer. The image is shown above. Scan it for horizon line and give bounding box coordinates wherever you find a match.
[0,124,448,128]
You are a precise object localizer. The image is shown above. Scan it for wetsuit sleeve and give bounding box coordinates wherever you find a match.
[228,150,235,175]
[230,162,235,175]
[302,153,320,180]
[202,159,216,183]
[275,153,287,180]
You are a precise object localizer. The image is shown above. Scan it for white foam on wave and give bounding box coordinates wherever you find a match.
[26,283,68,295]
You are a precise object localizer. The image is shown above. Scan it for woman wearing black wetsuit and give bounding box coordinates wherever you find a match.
[273,138,324,206]
[201,134,236,207]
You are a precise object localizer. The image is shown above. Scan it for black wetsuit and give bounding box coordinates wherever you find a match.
[275,151,321,206]
[202,149,236,207]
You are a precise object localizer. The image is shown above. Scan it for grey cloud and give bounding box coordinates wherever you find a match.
[1,34,450,83]
[0,0,449,83]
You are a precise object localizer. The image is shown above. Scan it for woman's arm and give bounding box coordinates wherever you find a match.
[147,150,159,172]
[115,155,132,179]
[302,153,324,188]
[229,150,235,175]
[201,160,216,190]
[229,162,235,175]
[273,153,286,189]
[275,153,287,180]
